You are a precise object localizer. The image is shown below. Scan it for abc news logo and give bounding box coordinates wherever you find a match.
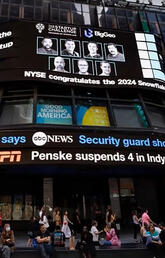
[32,132,73,146]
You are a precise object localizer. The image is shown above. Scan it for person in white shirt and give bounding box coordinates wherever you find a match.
[90,220,103,245]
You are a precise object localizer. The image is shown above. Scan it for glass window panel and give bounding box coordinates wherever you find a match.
[0,195,12,220]
[147,105,165,127]
[10,5,19,17]
[147,42,157,51]
[82,4,89,13]
[89,5,96,26]
[113,104,148,128]
[149,51,159,60]
[97,6,103,14]
[135,33,145,41]
[137,42,147,50]
[60,9,71,23]
[72,11,83,25]
[35,7,42,20]
[13,195,23,220]
[72,3,81,12]
[157,14,165,23]
[10,0,21,3]
[153,70,165,81]
[35,0,42,7]
[83,12,91,25]
[147,12,157,22]
[142,69,154,78]
[23,0,34,5]
[1,4,9,16]
[106,15,117,29]
[116,8,126,17]
[98,14,106,27]
[138,50,149,59]
[117,16,129,30]
[51,8,59,23]
[142,92,164,105]
[0,99,33,125]
[140,59,151,69]
[51,0,58,8]
[23,6,34,19]
[151,60,161,70]
[145,34,155,42]
[59,1,71,9]
[36,98,72,125]
[76,100,110,127]
[149,23,161,34]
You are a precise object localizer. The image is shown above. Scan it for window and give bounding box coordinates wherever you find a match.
[146,105,165,128]
[76,99,110,127]
[36,98,73,125]
[0,98,33,125]
[112,103,148,128]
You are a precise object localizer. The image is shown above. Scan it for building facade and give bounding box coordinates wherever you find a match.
[0,0,165,228]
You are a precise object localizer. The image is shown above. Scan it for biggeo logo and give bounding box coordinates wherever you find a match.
[32,132,47,146]
[32,132,73,146]
[84,28,93,38]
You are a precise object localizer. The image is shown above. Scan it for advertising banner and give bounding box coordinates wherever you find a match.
[0,21,165,92]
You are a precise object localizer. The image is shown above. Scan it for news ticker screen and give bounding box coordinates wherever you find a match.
[0,21,165,92]
[0,130,165,166]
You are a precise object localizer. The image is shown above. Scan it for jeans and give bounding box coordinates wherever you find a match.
[38,243,54,258]
[2,245,11,258]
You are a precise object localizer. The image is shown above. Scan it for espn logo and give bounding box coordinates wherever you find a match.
[0,151,22,163]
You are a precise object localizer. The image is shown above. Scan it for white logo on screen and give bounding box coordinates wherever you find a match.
[36,23,45,33]
[32,132,47,146]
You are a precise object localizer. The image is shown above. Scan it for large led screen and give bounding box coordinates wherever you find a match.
[0,21,165,92]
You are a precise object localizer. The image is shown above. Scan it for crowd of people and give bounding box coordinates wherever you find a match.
[132,208,165,258]
[1,206,165,258]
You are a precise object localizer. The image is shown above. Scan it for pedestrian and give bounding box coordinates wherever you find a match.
[103,223,121,246]
[61,210,73,239]
[90,220,103,245]
[27,216,39,247]
[0,212,2,233]
[1,224,15,258]
[80,225,96,258]
[36,224,53,258]
[132,210,141,242]
[141,208,154,226]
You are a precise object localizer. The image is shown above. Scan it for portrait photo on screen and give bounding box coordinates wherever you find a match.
[73,58,94,75]
[104,43,125,62]
[37,37,58,55]
[60,39,81,57]
[96,61,117,77]
[82,41,103,59]
[49,56,71,73]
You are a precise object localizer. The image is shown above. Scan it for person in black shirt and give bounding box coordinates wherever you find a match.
[51,225,65,247]
[80,226,96,258]
[86,42,101,59]
[36,224,53,258]
[61,39,79,57]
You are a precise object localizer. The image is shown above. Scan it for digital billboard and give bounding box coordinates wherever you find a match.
[0,21,165,92]
[0,129,165,166]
